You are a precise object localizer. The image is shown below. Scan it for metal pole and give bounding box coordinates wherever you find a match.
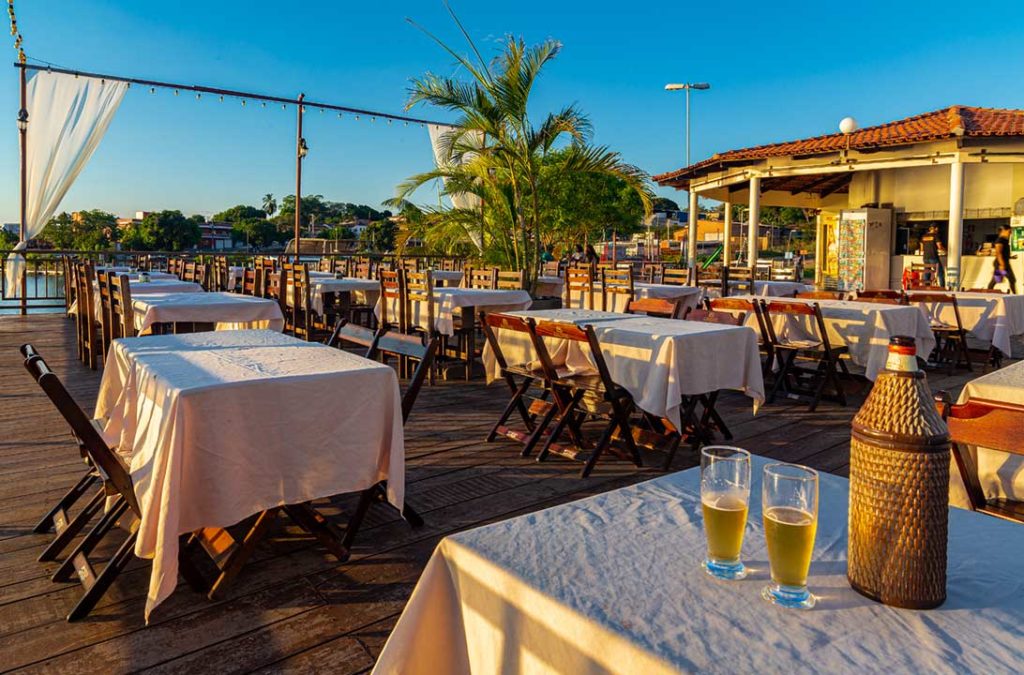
[19,65,27,315]
[685,86,691,167]
[294,93,304,263]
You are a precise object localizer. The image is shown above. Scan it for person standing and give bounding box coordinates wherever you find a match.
[988,223,1018,294]
[585,244,600,265]
[920,223,946,287]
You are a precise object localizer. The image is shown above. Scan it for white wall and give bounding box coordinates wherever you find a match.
[848,163,1016,212]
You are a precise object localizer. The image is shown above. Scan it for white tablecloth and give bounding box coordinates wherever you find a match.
[95,330,405,620]
[575,283,703,314]
[376,288,533,336]
[948,360,1024,509]
[373,455,1024,674]
[706,280,813,298]
[77,278,204,317]
[906,291,1024,357]
[483,309,764,427]
[731,296,936,381]
[308,277,381,315]
[536,275,564,298]
[131,292,285,334]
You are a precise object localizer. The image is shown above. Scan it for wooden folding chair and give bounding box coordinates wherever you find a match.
[641,262,665,284]
[908,262,940,289]
[661,267,692,287]
[334,257,350,278]
[857,289,902,301]
[541,260,561,278]
[21,346,209,621]
[796,290,845,301]
[19,345,107,563]
[72,263,102,370]
[337,328,439,550]
[95,268,114,359]
[496,269,525,290]
[318,256,334,273]
[479,312,559,456]
[626,297,683,319]
[913,292,973,374]
[601,267,635,312]
[855,296,901,305]
[241,267,263,296]
[530,321,644,478]
[763,300,850,411]
[936,393,1024,524]
[564,267,595,310]
[683,308,743,325]
[378,269,407,333]
[463,266,497,290]
[110,274,137,340]
[286,264,333,342]
[727,266,753,294]
[61,255,76,313]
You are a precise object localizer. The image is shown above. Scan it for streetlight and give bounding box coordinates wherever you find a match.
[664,82,710,167]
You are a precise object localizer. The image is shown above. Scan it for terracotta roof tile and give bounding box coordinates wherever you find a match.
[654,105,1024,186]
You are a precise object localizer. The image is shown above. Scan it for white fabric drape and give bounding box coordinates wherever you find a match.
[5,71,127,296]
[427,124,484,251]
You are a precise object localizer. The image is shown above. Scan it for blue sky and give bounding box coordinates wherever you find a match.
[2,0,1023,223]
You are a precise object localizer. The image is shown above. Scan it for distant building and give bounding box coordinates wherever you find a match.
[116,211,151,230]
[2,223,18,236]
[199,221,233,250]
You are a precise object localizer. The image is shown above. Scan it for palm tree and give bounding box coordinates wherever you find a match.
[395,7,652,291]
[262,193,277,219]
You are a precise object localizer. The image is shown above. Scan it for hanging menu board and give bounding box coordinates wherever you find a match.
[837,211,866,291]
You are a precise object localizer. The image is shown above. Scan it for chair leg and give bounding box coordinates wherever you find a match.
[283,503,350,562]
[580,418,617,478]
[341,484,380,551]
[401,502,425,528]
[207,508,279,600]
[66,529,138,622]
[536,390,584,463]
[487,377,533,442]
[53,498,128,583]
[38,487,106,562]
[521,400,558,458]
[34,469,98,534]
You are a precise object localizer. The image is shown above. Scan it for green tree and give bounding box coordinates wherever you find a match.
[0,227,18,251]
[121,210,201,251]
[393,14,652,289]
[322,225,355,240]
[231,217,279,248]
[40,210,118,250]
[262,194,277,219]
[212,204,266,223]
[652,196,680,212]
[359,220,397,252]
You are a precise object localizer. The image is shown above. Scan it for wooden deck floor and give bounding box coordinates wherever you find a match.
[0,314,992,674]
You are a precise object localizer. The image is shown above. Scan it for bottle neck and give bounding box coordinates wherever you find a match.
[885,345,918,373]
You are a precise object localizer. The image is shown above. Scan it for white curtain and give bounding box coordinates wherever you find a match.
[428,124,484,251]
[5,71,127,296]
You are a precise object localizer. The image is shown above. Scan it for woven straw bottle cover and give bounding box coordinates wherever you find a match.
[848,336,950,609]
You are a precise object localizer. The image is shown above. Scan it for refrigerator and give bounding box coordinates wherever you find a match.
[833,208,892,291]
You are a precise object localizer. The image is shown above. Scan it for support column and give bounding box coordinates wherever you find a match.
[947,161,964,290]
[687,190,698,274]
[722,201,732,266]
[814,213,825,287]
[747,176,760,267]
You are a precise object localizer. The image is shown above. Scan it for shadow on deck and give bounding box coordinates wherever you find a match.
[0,314,984,673]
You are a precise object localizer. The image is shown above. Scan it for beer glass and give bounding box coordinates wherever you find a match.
[761,463,819,609]
[700,446,751,580]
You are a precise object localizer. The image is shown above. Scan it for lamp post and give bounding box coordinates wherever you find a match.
[664,82,710,168]
[17,65,28,314]
[294,93,307,263]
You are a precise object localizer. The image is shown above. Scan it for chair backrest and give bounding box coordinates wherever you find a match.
[110,274,136,339]
[182,261,198,283]
[641,263,664,284]
[21,346,139,515]
[911,293,964,330]
[354,260,373,279]
[318,257,334,273]
[463,266,497,290]
[369,330,439,423]
[684,308,743,326]
[480,312,537,373]
[711,296,772,347]
[398,257,421,273]
[564,267,594,310]
[327,319,379,353]
[855,296,900,305]
[626,297,682,319]
[661,267,691,287]
[601,268,635,312]
[541,260,561,277]
[496,269,525,291]
[532,320,618,394]
[937,394,1024,517]
[858,289,901,300]
[241,267,262,296]
[796,290,844,301]
[962,287,1006,294]
[405,270,435,336]
[95,269,114,355]
[765,300,834,351]
[378,268,407,331]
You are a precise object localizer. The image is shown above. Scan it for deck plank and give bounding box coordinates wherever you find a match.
[0,314,1011,674]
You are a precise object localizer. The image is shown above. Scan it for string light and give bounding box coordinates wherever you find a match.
[261,101,266,108]
[241,99,246,107]
[218,95,224,102]
[174,88,179,96]
[7,0,26,64]
[196,93,201,100]
[150,87,156,94]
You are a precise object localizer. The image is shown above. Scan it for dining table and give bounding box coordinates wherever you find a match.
[948,359,1024,510]
[730,295,936,380]
[377,287,534,337]
[483,308,764,429]
[577,282,704,314]
[704,280,813,298]
[130,292,285,334]
[372,454,1024,674]
[96,329,406,620]
[905,290,1024,358]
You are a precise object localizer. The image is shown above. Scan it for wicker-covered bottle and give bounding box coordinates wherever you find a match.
[848,335,950,609]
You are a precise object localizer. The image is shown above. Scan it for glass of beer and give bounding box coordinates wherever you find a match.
[761,463,819,609]
[700,446,751,580]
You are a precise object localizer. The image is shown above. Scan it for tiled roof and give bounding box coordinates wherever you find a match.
[654,105,1024,186]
